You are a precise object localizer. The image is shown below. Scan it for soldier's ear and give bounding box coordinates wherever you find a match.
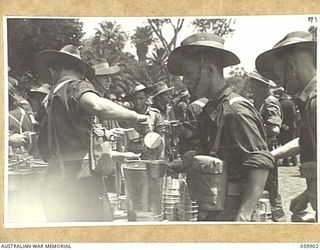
[206,64,219,77]
[287,59,297,75]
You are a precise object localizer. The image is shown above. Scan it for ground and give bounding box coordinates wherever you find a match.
[278,163,315,222]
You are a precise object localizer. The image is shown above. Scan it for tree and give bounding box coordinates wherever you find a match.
[308,17,317,40]
[7,18,84,84]
[146,19,185,84]
[89,21,128,64]
[192,18,236,37]
[131,26,156,62]
[226,67,250,98]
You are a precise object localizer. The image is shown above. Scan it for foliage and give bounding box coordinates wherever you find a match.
[192,19,236,37]
[308,17,317,40]
[131,26,157,62]
[146,19,185,84]
[89,21,129,65]
[226,66,251,98]
[7,18,84,86]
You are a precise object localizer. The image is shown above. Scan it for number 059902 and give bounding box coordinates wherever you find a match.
[300,244,319,248]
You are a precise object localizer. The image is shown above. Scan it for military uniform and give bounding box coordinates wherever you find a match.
[260,95,283,142]
[196,87,275,221]
[259,95,285,221]
[296,77,317,211]
[278,94,298,165]
[39,76,105,222]
[179,98,208,155]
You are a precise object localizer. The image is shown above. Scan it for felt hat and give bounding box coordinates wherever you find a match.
[246,69,277,88]
[88,58,121,76]
[8,77,19,100]
[29,83,51,96]
[256,31,316,80]
[124,83,151,100]
[150,81,174,98]
[36,44,94,79]
[168,33,240,75]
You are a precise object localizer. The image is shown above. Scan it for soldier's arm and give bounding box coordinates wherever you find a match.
[228,107,275,221]
[236,168,269,221]
[264,99,282,137]
[271,137,300,160]
[80,92,146,122]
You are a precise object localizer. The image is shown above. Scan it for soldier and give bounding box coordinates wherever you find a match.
[150,81,177,160]
[8,78,29,149]
[256,31,317,219]
[247,69,285,222]
[278,92,298,166]
[35,45,148,222]
[150,81,175,121]
[168,33,275,221]
[124,84,165,159]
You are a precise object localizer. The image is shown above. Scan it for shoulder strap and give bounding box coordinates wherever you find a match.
[9,107,26,134]
[212,109,225,157]
[43,79,75,109]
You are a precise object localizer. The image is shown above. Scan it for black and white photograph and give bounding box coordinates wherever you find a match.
[4,15,318,227]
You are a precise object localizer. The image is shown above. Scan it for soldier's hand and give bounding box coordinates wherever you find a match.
[182,150,197,169]
[136,114,150,130]
[110,128,126,140]
[9,133,27,148]
[112,151,141,163]
[290,190,309,214]
[281,124,290,131]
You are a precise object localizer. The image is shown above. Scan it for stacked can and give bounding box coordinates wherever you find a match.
[162,176,180,221]
[178,179,198,221]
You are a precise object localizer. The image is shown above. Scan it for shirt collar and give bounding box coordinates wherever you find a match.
[205,86,232,109]
[298,76,316,103]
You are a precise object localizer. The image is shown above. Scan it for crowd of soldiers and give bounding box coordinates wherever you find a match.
[8,30,317,223]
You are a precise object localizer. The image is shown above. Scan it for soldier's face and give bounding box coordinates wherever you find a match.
[182,57,209,101]
[96,75,112,91]
[132,91,147,110]
[250,79,269,107]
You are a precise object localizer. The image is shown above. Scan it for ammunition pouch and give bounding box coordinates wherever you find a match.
[188,155,227,211]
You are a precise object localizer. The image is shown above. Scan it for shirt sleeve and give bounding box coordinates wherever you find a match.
[69,80,100,107]
[227,106,275,170]
[308,94,317,149]
[154,112,166,135]
[263,99,282,127]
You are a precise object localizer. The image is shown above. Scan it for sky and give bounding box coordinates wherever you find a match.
[80,15,313,74]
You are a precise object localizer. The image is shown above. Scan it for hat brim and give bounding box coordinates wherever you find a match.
[151,86,174,99]
[95,65,121,76]
[167,45,240,75]
[124,86,151,101]
[245,72,277,88]
[36,50,95,80]
[256,41,316,81]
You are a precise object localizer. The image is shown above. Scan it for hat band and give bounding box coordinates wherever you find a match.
[185,40,224,49]
[94,63,111,71]
[60,50,81,60]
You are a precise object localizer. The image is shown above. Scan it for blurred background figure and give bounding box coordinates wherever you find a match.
[8,76,34,153]
[278,91,299,166]
[124,83,165,159]
[150,81,178,161]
